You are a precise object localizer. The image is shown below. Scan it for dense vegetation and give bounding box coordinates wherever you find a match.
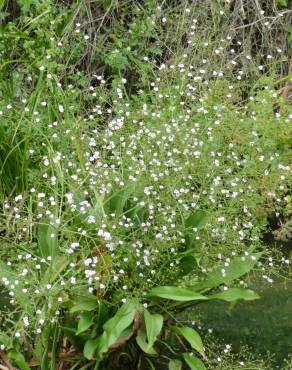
[0,0,291,369]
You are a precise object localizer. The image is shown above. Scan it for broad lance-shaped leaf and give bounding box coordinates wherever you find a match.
[136,331,156,355]
[179,255,198,276]
[171,327,204,357]
[83,300,139,359]
[37,224,58,257]
[107,183,136,216]
[0,334,9,347]
[185,210,208,229]
[208,288,260,302]
[169,359,183,370]
[76,312,94,335]
[149,286,207,302]
[102,301,138,340]
[183,353,206,370]
[84,338,100,360]
[191,252,263,292]
[61,326,88,352]
[137,309,163,354]
[144,309,163,349]
[70,297,99,313]
[8,350,30,370]
[90,190,106,220]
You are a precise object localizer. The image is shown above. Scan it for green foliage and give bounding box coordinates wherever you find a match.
[169,359,183,370]
[70,297,99,313]
[149,286,208,302]
[138,309,163,354]
[183,353,206,370]
[98,301,138,349]
[37,224,58,257]
[208,288,260,302]
[76,312,94,335]
[8,350,30,370]
[275,0,292,8]
[185,210,208,229]
[0,0,291,369]
[66,252,261,367]
[171,326,205,358]
[191,253,263,292]
[17,0,40,10]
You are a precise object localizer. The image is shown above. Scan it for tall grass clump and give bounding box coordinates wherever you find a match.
[0,0,291,369]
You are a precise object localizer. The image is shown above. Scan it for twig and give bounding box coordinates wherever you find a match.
[0,365,10,370]
[0,352,14,370]
[233,11,292,30]
[239,0,246,19]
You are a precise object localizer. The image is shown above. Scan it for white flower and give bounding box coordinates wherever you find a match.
[23,316,29,327]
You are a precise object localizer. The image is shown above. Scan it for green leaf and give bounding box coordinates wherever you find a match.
[183,354,206,370]
[185,210,207,228]
[136,309,163,355]
[179,256,197,276]
[276,0,288,7]
[171,327,204,357]
[90,190,106,221]
[191,252,263,292]
[17,0,40,10]
[8,350,30,370]
[107,184,135,216]
[0,11,9,21]
[95,301,109,327]
[169,359,183,370]
[102,301,137,336]
[96,300,138,355]
[103,0,113,11]
[70,297,99,313]
[149,286,207,302]
[61,327,89,352]
[105,52,129,71]
[37,224,58,257]
[84,338,100,360]
[184,211,208,248]
[136,331,157,355]
[76,312,94,335]
[0,334,9,346]
[209,288,260,302]
[144,309,163,349]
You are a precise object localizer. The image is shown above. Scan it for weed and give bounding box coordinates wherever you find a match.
[0,1,291,369]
